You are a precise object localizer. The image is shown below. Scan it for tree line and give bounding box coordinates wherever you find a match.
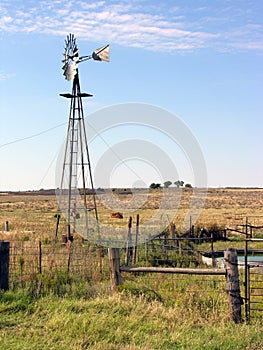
[149,181,192,189]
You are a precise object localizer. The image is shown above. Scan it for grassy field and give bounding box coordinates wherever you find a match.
[1,188,263,240]
[0,188,263,349]
[0,286,262,350]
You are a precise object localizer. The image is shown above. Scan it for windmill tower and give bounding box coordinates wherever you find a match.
[57,34,109,242]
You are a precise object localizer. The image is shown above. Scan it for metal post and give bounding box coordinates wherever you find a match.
[247,264,250,324]
[211,232,215,267]
[244,237,249,323]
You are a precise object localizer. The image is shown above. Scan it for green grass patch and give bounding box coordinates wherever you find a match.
[0,284,262,349]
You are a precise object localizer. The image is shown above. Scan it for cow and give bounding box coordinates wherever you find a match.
[110,212,123,219]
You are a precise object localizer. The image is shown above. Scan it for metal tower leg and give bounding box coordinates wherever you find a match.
[59,72,99,242]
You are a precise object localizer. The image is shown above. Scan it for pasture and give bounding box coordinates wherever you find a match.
[1,187,263,241]
[0,188,262,349]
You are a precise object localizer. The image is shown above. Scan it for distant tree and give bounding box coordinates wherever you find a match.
[150,183,161,189]
[163,180,172,188]
[185,183,192,188]
[97,187,105,192]
[174,180,184,188]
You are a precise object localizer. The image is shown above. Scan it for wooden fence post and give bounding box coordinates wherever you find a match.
[125,216,133,266]
[170,223,178,247]
[224,248,243,323]
[133,214,139,265]
[39,240,42,274]
[108,248,122,291]
[0,241,10,290]
[55,214,60,242]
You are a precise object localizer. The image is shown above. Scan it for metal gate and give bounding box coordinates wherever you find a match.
[244,238,263,323]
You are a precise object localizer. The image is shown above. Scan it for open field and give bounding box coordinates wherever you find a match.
[0,188,263,349]
[1,188,263,241]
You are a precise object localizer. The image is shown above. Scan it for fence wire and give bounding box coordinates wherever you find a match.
[8,240,108,287]
[4,235,262,323]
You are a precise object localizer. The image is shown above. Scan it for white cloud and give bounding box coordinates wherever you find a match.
[0,71,15,81]
[0,0,262,53]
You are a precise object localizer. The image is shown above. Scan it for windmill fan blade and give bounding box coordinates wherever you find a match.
[63,62,78,81]
[92,44,110,62]
[62,62,68,70]
[73,48,79,57]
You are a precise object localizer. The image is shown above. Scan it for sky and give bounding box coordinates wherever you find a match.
[0,0,262,190]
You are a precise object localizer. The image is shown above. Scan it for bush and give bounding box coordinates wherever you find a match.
[185,183,192,188]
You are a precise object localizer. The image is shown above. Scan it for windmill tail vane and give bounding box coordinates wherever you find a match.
[79,44,110,63]
[92,44,110,62]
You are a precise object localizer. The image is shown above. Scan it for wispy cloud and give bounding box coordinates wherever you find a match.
[0,71,15,81]
[0,0,262,53]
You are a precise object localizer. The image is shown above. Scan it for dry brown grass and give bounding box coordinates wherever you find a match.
[0,188,263,241]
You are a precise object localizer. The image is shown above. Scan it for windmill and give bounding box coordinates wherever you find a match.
[57,33,109,242]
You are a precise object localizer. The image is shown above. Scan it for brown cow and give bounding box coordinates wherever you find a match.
[110,212,123,219]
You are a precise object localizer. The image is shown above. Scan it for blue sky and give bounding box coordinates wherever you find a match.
[0,0,262,190]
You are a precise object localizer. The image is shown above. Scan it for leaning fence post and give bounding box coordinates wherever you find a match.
[0,241,10,290]
[224,248,243,323]
[108,248,122,291]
